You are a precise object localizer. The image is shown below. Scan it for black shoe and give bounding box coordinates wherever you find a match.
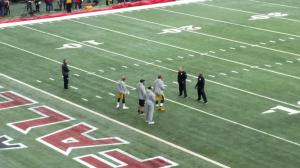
[184,95,187,98]
[204,101,208,104]
[178,94,182,96]
[197,99,201,101]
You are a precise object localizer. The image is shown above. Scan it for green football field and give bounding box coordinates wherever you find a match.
[1,0,300,167]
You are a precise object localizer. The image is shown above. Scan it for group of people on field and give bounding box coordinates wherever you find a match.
[114,67,208,125]
[61,60,207,125]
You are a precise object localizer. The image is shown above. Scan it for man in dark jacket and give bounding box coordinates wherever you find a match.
[0,0,5,17]
[178,67,187,97]
[62,59,70,89]
[195,73,207,103]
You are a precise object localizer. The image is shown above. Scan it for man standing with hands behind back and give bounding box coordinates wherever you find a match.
[195,73,207,104]
[178,67,187,98]
[62,59,70,89]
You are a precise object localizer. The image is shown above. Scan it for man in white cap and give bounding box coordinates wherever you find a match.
[116,76,129,109]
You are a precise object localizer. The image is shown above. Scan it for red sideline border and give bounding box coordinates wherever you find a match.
[0,0,174,24]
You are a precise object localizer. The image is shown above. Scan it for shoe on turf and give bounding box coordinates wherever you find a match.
[148,121,155,125]
[123,106,129,109]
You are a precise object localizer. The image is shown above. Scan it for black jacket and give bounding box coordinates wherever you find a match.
[62,63,70,76]
[178,71,187,83]
[195,76,205,90]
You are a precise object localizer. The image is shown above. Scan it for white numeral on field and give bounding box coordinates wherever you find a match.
[56,40,104,50]
[249,12,288,21]
[263,106,300,115]
[158,25,201,34]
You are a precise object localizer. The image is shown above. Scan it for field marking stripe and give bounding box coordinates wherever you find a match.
[248,0,300,8]
[19,26,300,109]
[158,8,300,38]
[1,42,300,150]
[196,2,300,23]
[116,14,300,59]
[0,73,230,168]
[71,19,300,81]
[0,0,207,28]
[0,41,134,90]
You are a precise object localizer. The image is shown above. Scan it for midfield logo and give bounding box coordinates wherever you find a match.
[0,88,178,168]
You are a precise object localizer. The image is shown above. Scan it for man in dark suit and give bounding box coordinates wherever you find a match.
[62,59,70,89]
[178,67,187,97]
[195,73,207,104]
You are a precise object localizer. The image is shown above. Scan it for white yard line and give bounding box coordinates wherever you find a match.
[96,95,102,99]
[0,72,230,168]
[69,19,300,81]
[4,72,300,150]
[0,41,133,90]
[196,2,300,23]
[158,9,300,38]
[115,14,300,59]
[248,0,300,9]
[2,42,300,150]
[70,86,79,90]
[12,27,300,108]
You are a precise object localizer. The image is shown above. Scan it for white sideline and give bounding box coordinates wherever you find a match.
[1,41,300,149]
[0,0,207,28]
[70,19,300,81]
[0,73,230,168]
[18,26,300,109]
[115,14,300,59]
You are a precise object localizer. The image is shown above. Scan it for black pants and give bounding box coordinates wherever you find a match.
[35,4,40,12]
[66,3,72,13]
[178,82,187,97]
[197,89,207,102]
[63,75,69,89]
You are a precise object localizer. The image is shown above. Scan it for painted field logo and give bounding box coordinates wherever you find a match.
[249,12,288,21]
[158,25,201,34]
[74,149,178,168]
[0,86,179,168]
[0,135,27,150]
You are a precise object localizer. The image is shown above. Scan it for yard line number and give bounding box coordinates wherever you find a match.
[158,25,201,34]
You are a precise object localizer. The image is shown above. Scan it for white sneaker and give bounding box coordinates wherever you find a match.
[116,104,120,108]
[123,106,129,109]
[148,121,155,125]
[156,104,159,107]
